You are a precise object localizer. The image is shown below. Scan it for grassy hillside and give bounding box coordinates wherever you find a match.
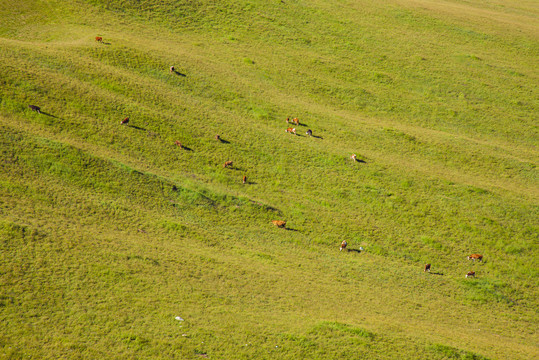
[0,0,537,359]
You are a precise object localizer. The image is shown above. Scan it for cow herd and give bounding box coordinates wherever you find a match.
[30,35,482,282]
[424,253,483,278]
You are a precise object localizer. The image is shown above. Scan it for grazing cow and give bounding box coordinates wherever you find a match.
[121,117,129,125]
[286,117,290,123]
[215,134,220,141]
[306,129,312,136]
[174,140,183,149]
[293,117,299,126]
[466,271,476,278]
[424,264,431,272]
[467,254,483,262]
[340,240,348,251]
[223,161,233,168]
[28,105,41,113]
[95,36,103,43]
[351,154,357,161]
[242,175,246,184]
[272,220,286,228]
[170,66,175,73]
[285,127,296,135]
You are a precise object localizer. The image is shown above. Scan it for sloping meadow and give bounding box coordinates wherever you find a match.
[0,0,537,359]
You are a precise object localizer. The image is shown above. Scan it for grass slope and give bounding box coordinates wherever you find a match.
[0,0,537,359]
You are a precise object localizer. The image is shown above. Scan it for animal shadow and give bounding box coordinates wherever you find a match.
[217,138,230,144]
[285,227,299,232]
[41,111,62,119]
[173,70,187,77]
[430,272,444,276]
[128,125,147,131]
[180,145,193,151]
[311,135,323,139]
[347,249,362,253]
[102,42,112,45]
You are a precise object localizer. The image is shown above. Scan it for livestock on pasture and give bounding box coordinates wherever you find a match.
[466,271,476,278]
[174,140,183,149]
[170,66,175,73]
[272,220,286,228]
[215,134,220,141]
[121,117,129,125]
[95,36,103,43]
[242,175,246,184]
[28,105,41,113]
[223,161,233,168]
[424,264,431,272]
[340,240,347,251]
[285,127,296,135]
[351,154,357,161]
[292,117,299,126]
[467,254,483,262]
[306,129,312,136]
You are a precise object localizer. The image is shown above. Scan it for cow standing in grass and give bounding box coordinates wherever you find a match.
[224,161,233,168]
[340,240,347,251]
[28,105,41,113]
[272,220,286,228]
[121,117,129,125]
[466,271,476,278]
[467,254,483,262]
[95,36,103,43]
[424,264,431,272]
[285,128,296,135]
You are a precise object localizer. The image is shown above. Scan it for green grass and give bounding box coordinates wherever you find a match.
[0,0,538,359]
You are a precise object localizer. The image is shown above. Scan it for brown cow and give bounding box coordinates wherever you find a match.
[293,117,299,126]
[121,117,129,125]
[242,175,246,184]
[465,271,476,278]
[340,240,348,251]
[170,66,175,73]
[285,127,296,135]
[215,134,220,141]
[351,154,357,161]
[95,36,103,43]
[174,140,183,149]
[272,220,286,228]
[424,264,431,272]
[223,161,233,168]
[467,254,483,262]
